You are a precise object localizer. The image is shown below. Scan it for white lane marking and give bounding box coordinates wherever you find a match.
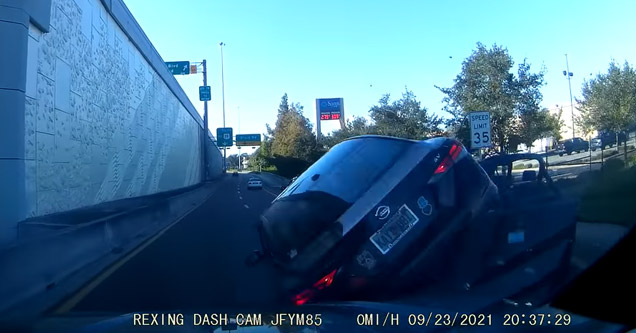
[263,188,278,197]
[244,204,250,209]
[239,196,243,200]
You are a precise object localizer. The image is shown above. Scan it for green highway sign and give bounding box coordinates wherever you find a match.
[166,61,190,75]
[199,86,211,101]
[236,134,261,146]
[216,127,234,147]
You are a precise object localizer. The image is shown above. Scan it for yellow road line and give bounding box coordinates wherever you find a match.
[52,186,218,314]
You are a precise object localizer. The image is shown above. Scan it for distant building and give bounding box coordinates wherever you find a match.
[516,102,598,153]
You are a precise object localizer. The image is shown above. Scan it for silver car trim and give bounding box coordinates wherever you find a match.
[337,140,439,235]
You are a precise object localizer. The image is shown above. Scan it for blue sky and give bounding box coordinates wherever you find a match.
[124,0,636,156]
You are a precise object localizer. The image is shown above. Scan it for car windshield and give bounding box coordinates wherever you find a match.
[3,0,635,331]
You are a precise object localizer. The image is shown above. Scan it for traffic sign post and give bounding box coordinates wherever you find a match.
[216,127,234,147]
[165,61,190,75]
[469,111,491,150]
[199,86,211,101]
[236,134,262,146]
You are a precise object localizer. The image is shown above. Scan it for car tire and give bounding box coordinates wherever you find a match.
[559,153,563,157]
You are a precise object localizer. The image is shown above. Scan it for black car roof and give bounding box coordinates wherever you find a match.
[344,135,452,149]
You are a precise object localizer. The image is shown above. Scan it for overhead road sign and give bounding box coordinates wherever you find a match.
[166,61,190,75]
[216,127,234,147]
[236,134,261,146]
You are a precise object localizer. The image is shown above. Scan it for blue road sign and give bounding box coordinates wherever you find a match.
[236,134,261,146]
[216,127,233,147]
[165,61,190,75]
[199,86,211,101]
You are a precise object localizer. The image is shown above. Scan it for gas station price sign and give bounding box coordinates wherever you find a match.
[317,98,343,121]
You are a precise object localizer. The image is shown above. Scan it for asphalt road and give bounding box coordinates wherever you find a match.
[65,173,285,313]
[56,172,626,315]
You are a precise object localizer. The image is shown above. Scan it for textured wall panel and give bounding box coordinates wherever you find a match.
[22,0,212,217]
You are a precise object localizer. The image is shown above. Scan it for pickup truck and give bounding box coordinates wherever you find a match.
[557,137,589,156]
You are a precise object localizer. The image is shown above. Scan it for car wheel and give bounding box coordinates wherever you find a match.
[559,153,563,157]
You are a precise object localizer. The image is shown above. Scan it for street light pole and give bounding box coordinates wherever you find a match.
[564,54,575,139]
[202,59,209,181]
[220,42,227,171]
[237,106,240,171]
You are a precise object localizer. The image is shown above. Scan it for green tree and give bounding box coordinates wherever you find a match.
[270,97,318,161]
[226,154,239,169]
[259,94,322,176]
[247,126,275,171]
[369,88,442,139]
[518,108,559,151]
[436,43,546,152]
[323,88,442,148]
[549,107,566,144]
[578,61,636,138]
[323,116,374,148]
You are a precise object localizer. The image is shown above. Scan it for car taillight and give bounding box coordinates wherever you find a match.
[293,289,315,306]
[312,269,337,290]
[434,144,462,174]
[293,269,337,306]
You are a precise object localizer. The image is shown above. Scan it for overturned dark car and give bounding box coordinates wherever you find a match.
[247,136,577,306]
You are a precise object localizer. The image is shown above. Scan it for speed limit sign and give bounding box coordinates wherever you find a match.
[469,111,491,149]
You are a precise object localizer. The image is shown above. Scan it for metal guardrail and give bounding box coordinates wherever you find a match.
[0,184,214,321]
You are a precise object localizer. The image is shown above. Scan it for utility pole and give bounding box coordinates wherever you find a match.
[202,59,209,180]
[564,54,575,139]
[220,42,227,172]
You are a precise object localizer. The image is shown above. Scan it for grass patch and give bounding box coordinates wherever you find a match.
[578,166,636,227]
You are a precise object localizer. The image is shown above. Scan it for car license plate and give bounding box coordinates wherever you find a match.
[370,204,419,254]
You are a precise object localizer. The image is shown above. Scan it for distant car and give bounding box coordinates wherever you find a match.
[232,171,239,177]
[557,137,589,156]
[247,178,263,190]
[590,138,602,151]
[596,131,628,149]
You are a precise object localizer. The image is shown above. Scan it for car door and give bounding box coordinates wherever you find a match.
[472,162,577,293]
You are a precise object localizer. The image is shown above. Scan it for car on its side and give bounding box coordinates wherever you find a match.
[247,136,576,307]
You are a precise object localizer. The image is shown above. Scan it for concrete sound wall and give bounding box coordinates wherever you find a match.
[0,0,223,246]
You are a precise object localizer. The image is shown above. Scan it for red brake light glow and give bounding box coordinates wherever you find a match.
[293,289,315,306]
[434,144,463,174]
[313,269,337,290]
[293,269,337,306]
